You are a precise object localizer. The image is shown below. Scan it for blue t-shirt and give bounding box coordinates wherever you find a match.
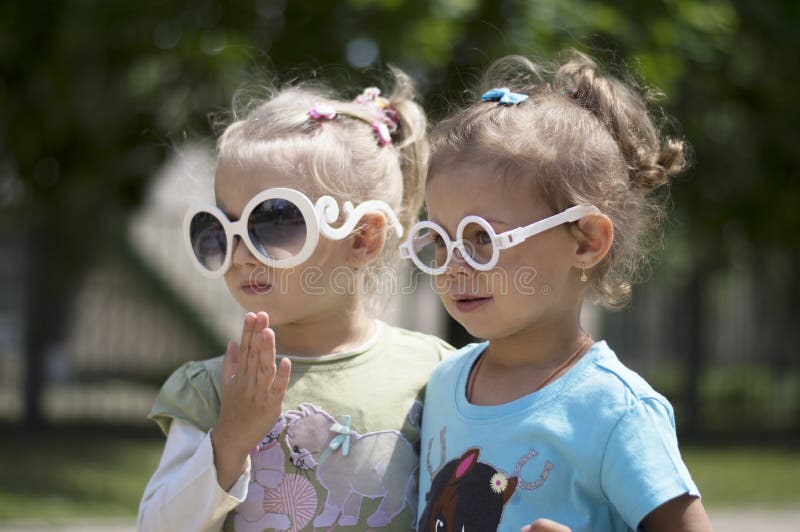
[417,341,699,532]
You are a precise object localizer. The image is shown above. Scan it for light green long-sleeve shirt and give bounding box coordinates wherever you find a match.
[148,321,453,531]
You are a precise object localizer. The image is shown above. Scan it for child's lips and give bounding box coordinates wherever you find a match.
[452,295,492,312]
[241,282,272,295]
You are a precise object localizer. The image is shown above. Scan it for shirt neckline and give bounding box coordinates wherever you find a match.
[453,340,607,421]
[276,320,383,364]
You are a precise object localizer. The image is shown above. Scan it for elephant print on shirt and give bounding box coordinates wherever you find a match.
[284,403,418,528]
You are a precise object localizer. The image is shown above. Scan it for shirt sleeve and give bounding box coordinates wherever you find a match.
[599,397,700,529]
[137,418,250,532]
[148,359,223,435]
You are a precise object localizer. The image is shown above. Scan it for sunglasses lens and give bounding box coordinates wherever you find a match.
[461,221,494,267]
[248,198,307,261]
[411,226,449,270]
[189,212,227,271]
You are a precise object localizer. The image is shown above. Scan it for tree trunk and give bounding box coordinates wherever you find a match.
[683,260,711,437]
[23,214,78,431]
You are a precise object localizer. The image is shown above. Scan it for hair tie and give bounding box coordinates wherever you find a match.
[354,87,399,145]
[308,103,337,120]
[372,120,392,146]
[481,87,528,106]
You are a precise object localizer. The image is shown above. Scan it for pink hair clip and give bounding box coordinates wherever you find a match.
[381,108,398,134]
[354,87,382,106]
[308,103,337,120]
[372,120,392,146]
[354,87,399,146]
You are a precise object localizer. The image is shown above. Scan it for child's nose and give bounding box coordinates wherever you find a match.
[446,247,474,276]
[231,235,259,267]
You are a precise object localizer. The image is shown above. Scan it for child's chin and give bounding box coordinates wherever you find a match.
[455,318,497,341]
[237,301,282,322]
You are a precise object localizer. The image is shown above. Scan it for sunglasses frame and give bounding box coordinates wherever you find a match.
[399,204,601,275]
[184,187,403,279]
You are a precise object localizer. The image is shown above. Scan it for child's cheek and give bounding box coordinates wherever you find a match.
[433,274,457,298]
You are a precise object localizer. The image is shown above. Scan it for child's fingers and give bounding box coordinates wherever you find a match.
[239,312,256,353]
[245,312,267,380]
[238,313,256,369]
[258,327,277,382]
[221,341,238,384]
[270,357,291,399]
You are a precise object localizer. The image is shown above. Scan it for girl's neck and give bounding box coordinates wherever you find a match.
[467,306,591,406]
[485,307,587,370]
[272,306,376,357]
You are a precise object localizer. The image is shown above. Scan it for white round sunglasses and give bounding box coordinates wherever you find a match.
[399,204,601,275]
[184,187,403,278]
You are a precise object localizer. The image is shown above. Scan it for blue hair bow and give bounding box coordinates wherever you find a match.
[481,87,528,106]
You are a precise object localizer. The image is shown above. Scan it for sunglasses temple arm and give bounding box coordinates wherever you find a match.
[377,202,404,237]
[501,205,601,247]
[317,198,404,240]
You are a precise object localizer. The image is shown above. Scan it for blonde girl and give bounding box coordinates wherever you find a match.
[139,69,451,531]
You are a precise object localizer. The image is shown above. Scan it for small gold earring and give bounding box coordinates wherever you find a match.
[580,263,588,283]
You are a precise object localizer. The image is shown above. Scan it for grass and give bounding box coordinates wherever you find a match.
[682,444,800,508]
[0,432,797,521]
[0,430,163,520]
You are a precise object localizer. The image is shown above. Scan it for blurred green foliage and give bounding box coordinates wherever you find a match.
[648,363,800,433]
[1,0,797,269]
[1,0,798,430]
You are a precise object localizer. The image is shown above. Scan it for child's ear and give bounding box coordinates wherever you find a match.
[569,213,613,268]
[347,212,388,268]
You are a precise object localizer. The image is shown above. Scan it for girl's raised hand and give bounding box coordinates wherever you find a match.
[211,311,292,490]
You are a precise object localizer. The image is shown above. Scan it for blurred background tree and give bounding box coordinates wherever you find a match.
[1,0,797,433]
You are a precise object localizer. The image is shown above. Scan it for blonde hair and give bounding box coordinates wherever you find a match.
[430,52,687,309]
[214,67,428,310]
